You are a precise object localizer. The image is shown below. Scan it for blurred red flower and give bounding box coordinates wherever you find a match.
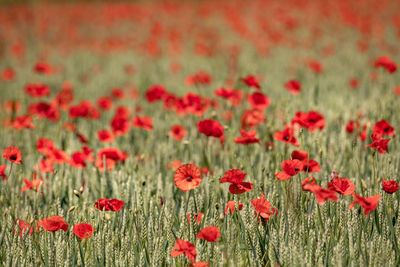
[3,146,22,164]
[73,223,95,239]
[196,226,220,242]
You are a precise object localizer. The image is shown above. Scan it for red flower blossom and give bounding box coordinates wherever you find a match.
[373,120,395,136]
[14,219,36,237]
[240,109,265,129]
[349,78,359,89]
[95,147,127,171]
[95,198,124,211]
[349,194,380,215]
[132,116,153,131]
[374,56,397,74]
[274,125,299,146]
[39,216,68,232]
[97,129,115,143]
[275,159,303,180]
[308,60,323,74]
[251,193,277,221]
[0,165,6,181]
[302,183,339,205]
[292,111,325,132]
[167,160,182,169]
[69,101,100,120]
[291,150,321,173]
[327,178,355,195]
[220,169,253,194]
[225,200,243,215]
[170,239,197,263]
[189,262,209,267]
[25,83,50,98]
[197,119,224,138]
[246,92,270,110]
[301,177,317,192]
[234,129,260,145]
[214,88,243,106]
[187,213,204,225]
[284,79,301,95]
[1,68,15,81]
[11,115,35,130]
[21,177,43,192]
[366,134,390,154]
[111,88,125,99]
[241,75,260,90]
[196,226,221,242]
[145,84,166,103]
[3,146,22,164]
[73,223,95,239]
[111,116,130,136]
[34,62,53,75]
[382,179,399,194]
[97,96,113,111]
[169,125,187,141]
[185,71,212,86]
[174,164,202,192]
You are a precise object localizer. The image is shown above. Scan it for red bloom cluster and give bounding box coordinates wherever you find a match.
[94,198,124,211]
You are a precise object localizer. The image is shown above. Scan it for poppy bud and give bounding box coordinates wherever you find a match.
[68,206,76,213]
[183,140,190,145]
[215,203,219,210]
[73,190,80,197]
[79,186,84,193]
[105,213,111,220]
[219,213,224,221]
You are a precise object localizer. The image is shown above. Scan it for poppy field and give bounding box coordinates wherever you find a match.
[1,0,400,266]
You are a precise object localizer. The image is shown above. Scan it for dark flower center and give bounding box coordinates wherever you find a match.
[186,175,193,182]
[10,155,17,161]
[284,135,290,141]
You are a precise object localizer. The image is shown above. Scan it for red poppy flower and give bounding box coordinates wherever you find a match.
[308,60,323,74]
[132,116,153,131]
[292,111,325,132]
[373,120,395,136]
[291,150,321,173]
[187,212,204,225]
[97,129,115,143]
[1,68,15,81]
[214,88,243,106]
[302,183,339,205]
[240,109,265,129]
[349,194,380,215]
[374,56,397,74]
[34,62,53,74]
[114,106,131,118]
[220,169,253,194]
[382,179,399,194]
[73,223,95,239]
[275,159,303,180]
[200,167,213,175]
[111,88,125,99]
[170,239,197,263]
[14,219,36,237]
[39,216,68,232]
[349,78,359,89]
[145,84,166,103]
[225,200,243,215]
[111,116,130,136]
[11,115,35,130]
[21,177,43,192]
[251,193,277,221]
[197,119,224,138]
[3,146,22,164]
[284,79,301,95]
[274,125,299,146]
[95,147,128,171]
[167,160,182,169]
[241,75,260,90]
[301,177,317,191]
[327,178,355,195]
[394,86,400,96]
[169,125,187,141]
[0,165,7,181]
[24,83,50,98]
[97,96,113,111]
[246,92,270,110]
[185,71,212,86]
[196,226,220,242]
[94,198,124,211]
[174,164,202,192]
[69,101,100,120]
[366,134,390,154]
[234,129,260,145]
